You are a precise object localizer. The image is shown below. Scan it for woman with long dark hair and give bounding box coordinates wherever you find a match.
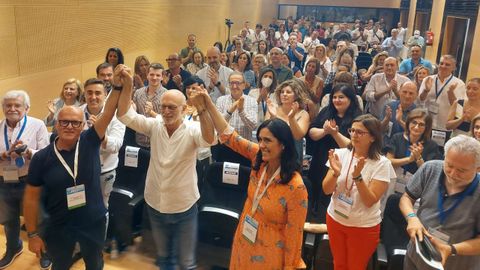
[308,83,362,219]
[248,67,278,124]
[105,47,124,68]
[194,86,308,269]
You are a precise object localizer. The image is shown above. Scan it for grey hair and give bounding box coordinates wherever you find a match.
[2,90,31,108]
[229,71,246,82]
[444,135,480,167]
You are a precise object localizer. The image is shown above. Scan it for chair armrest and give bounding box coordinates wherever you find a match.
[304,232,316,248]
[129,194,144,207]
[376,243,388,266]
[200,206,240,220]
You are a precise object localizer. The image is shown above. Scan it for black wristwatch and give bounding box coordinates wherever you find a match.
[215,81,221,87]
[113,85,123,91]
[450,244,457,256]
[27,231,39,238]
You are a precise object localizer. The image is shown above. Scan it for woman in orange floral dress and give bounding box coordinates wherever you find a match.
[193,84,308,270]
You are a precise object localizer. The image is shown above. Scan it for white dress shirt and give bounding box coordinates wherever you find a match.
[0,116,49,177]
[118,107,216,213]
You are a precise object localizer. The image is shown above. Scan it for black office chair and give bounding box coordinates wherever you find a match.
[197,162,251,268]
[356,52,373,71]
[108,145,150,247]
[376,193,409,270]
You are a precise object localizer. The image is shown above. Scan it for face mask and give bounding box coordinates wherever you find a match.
[261,77,273,88]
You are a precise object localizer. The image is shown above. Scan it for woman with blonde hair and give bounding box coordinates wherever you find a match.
[133,55,150,89]
[266,80,310,161]
[362,51,388,82]
[45,78,83,127]
[412,65,430,90]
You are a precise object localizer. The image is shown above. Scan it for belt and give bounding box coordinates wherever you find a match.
[101,168,116,175]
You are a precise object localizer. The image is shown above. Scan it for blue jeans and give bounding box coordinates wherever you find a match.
[44,216,106,270]
[0,181,25,250]
[148,204,198,270]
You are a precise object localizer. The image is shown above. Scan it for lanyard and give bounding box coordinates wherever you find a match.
[344,149,357,197]
[251,165,281,216]
[187,114,193,120]
[53,139,80,186]
[4,115,27,151]
[437,174,479,224]
[261,100,267,116]
[410,59,422,71]
[435,75,454,101]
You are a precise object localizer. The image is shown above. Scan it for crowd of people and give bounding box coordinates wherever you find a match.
[0,14,479,270]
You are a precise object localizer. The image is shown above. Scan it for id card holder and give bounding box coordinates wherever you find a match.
[2,166,19,183]
[66,184,86,210]
[428,227,450,245]
[387,121,393,137]
[242,215,259,244]
[334,193,353,219]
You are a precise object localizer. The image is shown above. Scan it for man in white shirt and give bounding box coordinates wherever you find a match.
[117,68,215,270]
[382,29,403,58]
[196,47,233,103]
[0,90,50,269]
[364,57,410,119]
[216,72,257,140]
[366,22,384,44]
[419,55,466,132]
[81,79,125,207]
[249,24,266,53]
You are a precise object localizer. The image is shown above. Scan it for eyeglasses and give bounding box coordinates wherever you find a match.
[165,58,179,62]
[160,104,179,111]
[58,120,83,128]
[348,128,369,136]
[410,120,426,128]
[229,81,245,87]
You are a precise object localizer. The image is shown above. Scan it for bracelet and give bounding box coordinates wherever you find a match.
[27,231,39,238]
[113,85,123,91]
[406,212,417,219]
[352,174,362,181]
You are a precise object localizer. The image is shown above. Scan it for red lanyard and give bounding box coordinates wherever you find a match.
[344,149,356,196]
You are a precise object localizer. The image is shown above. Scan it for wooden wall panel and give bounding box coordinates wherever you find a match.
[0,7,19,79]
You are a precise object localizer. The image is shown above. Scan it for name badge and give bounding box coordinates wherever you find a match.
[428,227,450,245]
[387,121,393,137]
[242,215,259,244]
[125,146,140,168]
[2,166,19,183]
[431,130,447,147]
[334,193,353,219]
[66,184,86,210]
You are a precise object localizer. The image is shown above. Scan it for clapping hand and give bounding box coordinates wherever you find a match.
[237,96,245,113]
[266,99,277,118]
[424,77,433,92]
[384,105,392,122]
[395,104,403,123]
[47,100,55,115]
[328,149,342,177]
[351,156,365,179]
[323,119,338,135]
[288,101,300,119]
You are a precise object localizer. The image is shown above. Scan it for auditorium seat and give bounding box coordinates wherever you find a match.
[197,162,251,268]
[108,144,150,247]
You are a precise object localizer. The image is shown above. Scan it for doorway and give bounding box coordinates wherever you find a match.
[439,16,470,79]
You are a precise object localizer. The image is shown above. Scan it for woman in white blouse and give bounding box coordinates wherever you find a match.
[322,114,395,269]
